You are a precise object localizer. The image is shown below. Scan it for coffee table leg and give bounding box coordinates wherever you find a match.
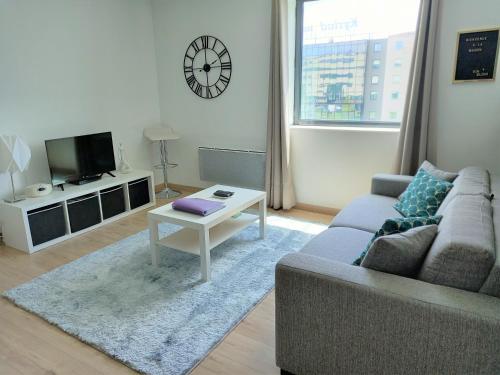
[259,197,267,239]
[200,227,210,282]
[150,218,160,267]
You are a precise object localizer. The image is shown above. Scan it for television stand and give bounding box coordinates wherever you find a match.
[0,170,155,254]
[69,175,102,186]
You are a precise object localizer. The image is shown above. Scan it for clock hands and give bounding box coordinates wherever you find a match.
[196,65,222,72]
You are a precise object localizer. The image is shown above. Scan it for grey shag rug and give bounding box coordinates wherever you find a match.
[3,216,324,375]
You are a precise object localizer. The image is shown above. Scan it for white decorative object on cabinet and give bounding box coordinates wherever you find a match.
[0,135,31,203]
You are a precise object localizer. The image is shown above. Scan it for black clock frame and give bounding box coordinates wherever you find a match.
[183,35,232,99]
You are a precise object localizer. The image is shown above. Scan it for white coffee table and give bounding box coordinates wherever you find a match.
[148,185,266,282]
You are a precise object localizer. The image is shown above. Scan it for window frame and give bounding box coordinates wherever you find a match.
[293,0,401,128]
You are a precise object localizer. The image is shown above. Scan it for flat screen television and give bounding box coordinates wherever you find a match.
[45,132,116,187]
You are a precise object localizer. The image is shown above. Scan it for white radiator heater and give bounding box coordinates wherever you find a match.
[198,147,266,190]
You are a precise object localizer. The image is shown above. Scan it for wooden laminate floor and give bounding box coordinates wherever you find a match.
[0,191,332,375]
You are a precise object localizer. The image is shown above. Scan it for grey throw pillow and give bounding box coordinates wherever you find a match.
[421,160,458,182]
[360,224,438,277]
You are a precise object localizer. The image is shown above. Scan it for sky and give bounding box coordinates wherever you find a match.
[303,0,421,44]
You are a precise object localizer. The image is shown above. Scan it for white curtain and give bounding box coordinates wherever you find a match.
[395,0,440,175]
[266,0,296,210]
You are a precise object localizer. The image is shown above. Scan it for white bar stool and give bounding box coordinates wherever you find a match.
[144,126,181,199]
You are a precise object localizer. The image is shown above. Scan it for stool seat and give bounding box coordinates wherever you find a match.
[144,126,181,199]
[143,126,179,142]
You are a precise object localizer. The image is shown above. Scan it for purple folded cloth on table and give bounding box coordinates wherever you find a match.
[172,198,225,216]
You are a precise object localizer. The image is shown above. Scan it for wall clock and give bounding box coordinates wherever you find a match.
[183,35,232,99]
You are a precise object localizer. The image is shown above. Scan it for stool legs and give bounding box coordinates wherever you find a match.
[157,140,181,199]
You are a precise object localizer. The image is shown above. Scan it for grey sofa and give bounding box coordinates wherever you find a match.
[275,167,500,375]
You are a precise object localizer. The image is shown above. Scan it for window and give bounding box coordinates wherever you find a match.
[294,0,419,125]
[395,40,405,50]
[389,111,398,120]
[391,91,400,99]
[392,75,401,84]
[394,59,402,68]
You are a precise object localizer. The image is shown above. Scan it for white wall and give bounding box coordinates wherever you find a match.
[0,0,161,199]
[291,127,399,209]
[151,0,271,188]
[2,0,497,210]
[428,0,500,175]
[150,0,399,209]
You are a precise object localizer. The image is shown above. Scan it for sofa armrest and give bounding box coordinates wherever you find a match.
[371,173,413,197]
[275,253,500,375]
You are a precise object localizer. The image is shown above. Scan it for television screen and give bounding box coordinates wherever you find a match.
[45,132,116,186]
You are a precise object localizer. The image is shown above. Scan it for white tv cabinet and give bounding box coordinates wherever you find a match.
[0,170,155,254]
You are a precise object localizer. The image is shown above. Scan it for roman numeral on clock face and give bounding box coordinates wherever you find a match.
[219,74,230,85]
[194,83,202,96]
[184,65,193,74]
[221,62,232,70]
[191,41,200,54]
[218,48,228,58]
[206,87,213,99]
[201,36,209,49]
[186,74,196,88]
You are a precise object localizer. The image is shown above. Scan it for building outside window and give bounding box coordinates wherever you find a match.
[373,42,383,52]
[391,91,400,99]
[295,0,419,125]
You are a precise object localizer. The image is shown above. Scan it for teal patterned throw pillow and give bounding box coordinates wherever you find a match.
[352,215,442,266]
[394,168,453,217]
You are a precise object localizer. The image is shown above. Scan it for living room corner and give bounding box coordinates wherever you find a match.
[1,0,499,374]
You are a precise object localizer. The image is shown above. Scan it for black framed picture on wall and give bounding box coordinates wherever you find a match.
[453,27,500,83]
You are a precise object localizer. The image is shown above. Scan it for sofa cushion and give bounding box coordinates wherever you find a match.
[419,194,495,292]
[437,166,491,215]
[394,168,453,217]
[420,160,458,182]
[480,175,500,297]
[353,215,443,266]
[330,194,401,233]
[361,225,438,277]
[300,227,373,264]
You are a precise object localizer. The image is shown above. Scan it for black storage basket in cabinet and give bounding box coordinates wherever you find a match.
[128,178,150,210]
[27,203,66,246]
[100,185,126,220]
[67,194,101,233]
